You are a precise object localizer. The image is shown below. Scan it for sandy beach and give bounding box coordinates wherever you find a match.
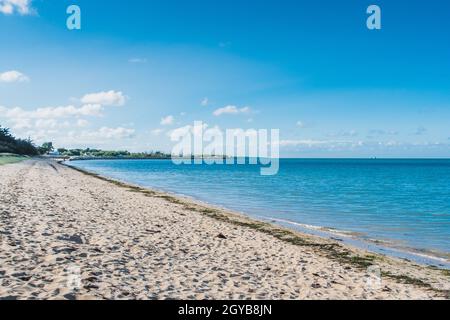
[0,159,448,300]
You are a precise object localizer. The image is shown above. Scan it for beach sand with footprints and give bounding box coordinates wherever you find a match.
[0,159,448,300]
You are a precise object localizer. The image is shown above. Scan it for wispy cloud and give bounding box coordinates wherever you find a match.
[168,123,214,142]
[0,0,35,15]
[368,129,399,136]
[0,70,29,83]
[81,90,126,106]
[76,119,89,127]
[327,130,358,138]
[213,105,251,116]
[201,97,209,107]
[151,129,164,136]
[160,115,174,126]
[275,139,450,154]
[366,129,399,139]
[278,139,332,147]
[296,121,305,128]
[414,126,427,135]
[128,58,147,64]
[0,104,103,121]
[80,127,136,139]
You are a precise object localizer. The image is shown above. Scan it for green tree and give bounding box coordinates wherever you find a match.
[39,142,54,155]
[0,125,38,156]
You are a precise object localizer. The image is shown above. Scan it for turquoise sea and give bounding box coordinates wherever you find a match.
[69,159,450,268]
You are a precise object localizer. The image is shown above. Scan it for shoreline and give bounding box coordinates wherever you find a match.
[1,159,449,299]
[65,160,450,270]
[255,216,450,269]
[61,161,450,295]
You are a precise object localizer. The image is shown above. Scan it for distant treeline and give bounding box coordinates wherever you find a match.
[0,126,39,156]
[0,125,171,159]
[58,148,171,159]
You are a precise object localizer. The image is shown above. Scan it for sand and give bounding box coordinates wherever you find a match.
[0,159,449,300]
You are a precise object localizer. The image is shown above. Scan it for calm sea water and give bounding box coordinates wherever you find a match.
[69,159,450,263]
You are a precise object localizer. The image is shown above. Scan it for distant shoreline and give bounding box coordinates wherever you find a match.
[65,156,450,161]
[61,155,230,162]
[65,156,171,161]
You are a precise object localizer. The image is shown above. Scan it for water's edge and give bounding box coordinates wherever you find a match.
[64,161,450,270]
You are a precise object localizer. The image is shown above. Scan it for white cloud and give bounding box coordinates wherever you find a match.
[34,119,58,130]
[0,0,34,15]
[151,129,164,136]
[167,123,221,142]
[276,139,373,150]
[0,104,103,132]
[201,97,209,106]
[278,139,330,147]
[296,121,305,128]
[367,129,399,139]
[168,125,192,141]
[0,70,29,83]
[168,124,204,141]
[1,89,129,147]
[83,127,136,139]
[34,104,103,118]
[274,139,366,150]
[81,90,126,106]
[9,117,31,129]
[0,104,103,120]
[368,129,399,136]
[76,119,89,127]
[160,115,174,126]
[0,89,134,147]
[327,130,358,138]
[213,105,251,116]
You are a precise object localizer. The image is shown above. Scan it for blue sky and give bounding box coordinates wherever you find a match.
[1,0,450,157]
